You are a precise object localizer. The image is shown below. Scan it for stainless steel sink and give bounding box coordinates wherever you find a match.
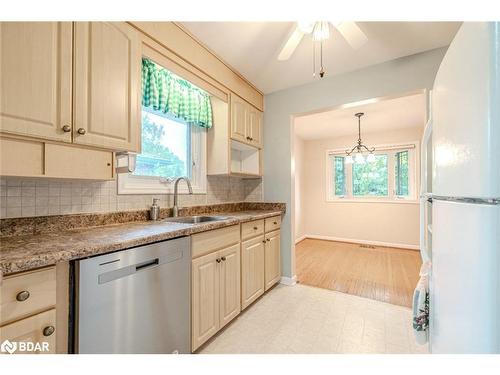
[164,215,229,224]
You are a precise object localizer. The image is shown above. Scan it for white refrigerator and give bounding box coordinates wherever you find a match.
[424,22,500,354]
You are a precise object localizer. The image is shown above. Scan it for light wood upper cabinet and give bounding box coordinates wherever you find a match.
[248,106,263,148]
[264,230,281,291]
[241,235,265,310]
[218,244,241,329]
[73,22,140,152]
[192,250,220,351]
[230,93,263,149]
[0,22,72,142]
[230,93,248,144]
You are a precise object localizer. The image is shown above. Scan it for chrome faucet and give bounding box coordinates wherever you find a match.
[172,177,193,217]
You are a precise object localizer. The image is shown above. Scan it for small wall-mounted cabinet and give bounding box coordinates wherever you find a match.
[0,136,114,180]
[207,97,262,177]
[230,93,262,149]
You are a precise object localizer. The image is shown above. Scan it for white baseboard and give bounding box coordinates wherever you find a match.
[280,275,298,286]
[303,234,420,250]
[295,235,307,244]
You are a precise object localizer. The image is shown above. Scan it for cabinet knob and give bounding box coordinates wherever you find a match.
[61,125,71,132]
[253,226,258,230]
[42,325,55,337]
[16,290,30,302]
[246,136,251,140]
[216,258,221,263]
[77,128,86,135]
[221,256,226,261]
[262,240,266,244]
[273,221,277,225]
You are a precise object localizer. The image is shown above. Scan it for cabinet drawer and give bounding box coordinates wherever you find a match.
[192,225,240,259]
[0,267,56,325]
[241,219,264,241]
[0,137,44,177]
[0,309,56,354]
[265,216,281,232]
[44,143,114,180]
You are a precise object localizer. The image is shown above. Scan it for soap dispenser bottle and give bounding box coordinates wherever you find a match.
[150,198,160,221]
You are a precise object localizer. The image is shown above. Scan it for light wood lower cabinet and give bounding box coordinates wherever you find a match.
[0,309,56,354]
[265,230,281,291]
[241,235,265,310]
[0,265,66,354]
[192,251,220,351]
[191,243,241,352]
[219,244,241,328]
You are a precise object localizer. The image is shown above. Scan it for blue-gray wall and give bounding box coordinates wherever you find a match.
[263,47,448,278]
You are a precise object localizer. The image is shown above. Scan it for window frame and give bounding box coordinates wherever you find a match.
[326,142,419,203]
[117,111,207,195]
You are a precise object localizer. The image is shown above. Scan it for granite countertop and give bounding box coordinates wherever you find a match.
[0,209,283,276]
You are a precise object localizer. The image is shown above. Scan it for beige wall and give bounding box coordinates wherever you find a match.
[297,126,423,248]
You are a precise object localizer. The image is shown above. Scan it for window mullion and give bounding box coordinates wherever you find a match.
[388,151,395,200]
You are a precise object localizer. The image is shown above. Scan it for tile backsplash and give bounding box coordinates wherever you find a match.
[0,175,263,219]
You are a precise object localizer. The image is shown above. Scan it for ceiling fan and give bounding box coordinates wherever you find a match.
[277,21,368,78]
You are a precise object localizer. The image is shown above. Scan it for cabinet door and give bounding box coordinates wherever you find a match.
[74,22,140,152]
[0,22,72,142]
[230,93,248,144]
[0,309,56,354]
[241,236,265,310]
[192,251,220,351]
[264,230,281,291]
[219,244,241,329]
[248,107,263,148]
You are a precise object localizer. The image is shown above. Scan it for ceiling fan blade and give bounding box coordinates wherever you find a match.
[335,22,368,49]
[277,26,304,61]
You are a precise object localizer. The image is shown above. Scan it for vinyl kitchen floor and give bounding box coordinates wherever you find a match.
[199,284,428,354]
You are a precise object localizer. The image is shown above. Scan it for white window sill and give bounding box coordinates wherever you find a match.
[326,198,419,205]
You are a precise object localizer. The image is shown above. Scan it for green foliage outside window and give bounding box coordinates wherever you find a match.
[395,150,409,196]
[334,156,346,196]
[134,112,187,178]
[352,155,388,196]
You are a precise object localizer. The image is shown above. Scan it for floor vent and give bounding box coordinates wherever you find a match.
[359,244,376,249]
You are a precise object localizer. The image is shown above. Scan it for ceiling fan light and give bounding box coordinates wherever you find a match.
[367,153,376,162]
[313,21,330,41]
[355,153,365,164]
[297,21,315,34]
[345,155,353,164]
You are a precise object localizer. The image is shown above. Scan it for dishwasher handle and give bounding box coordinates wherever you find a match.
[135,258,159,272]
[98,257,160,284]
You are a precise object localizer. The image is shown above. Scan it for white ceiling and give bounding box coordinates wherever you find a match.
[181,22,461,94]
[294,92,426,140]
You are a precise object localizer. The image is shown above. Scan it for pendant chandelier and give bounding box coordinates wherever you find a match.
[345,112,376,164]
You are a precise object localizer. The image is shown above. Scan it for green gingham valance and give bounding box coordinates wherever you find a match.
[142,58,213,128]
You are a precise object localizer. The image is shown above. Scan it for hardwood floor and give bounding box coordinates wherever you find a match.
[295,239,421,307]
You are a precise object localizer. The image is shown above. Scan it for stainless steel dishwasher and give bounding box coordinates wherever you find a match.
[74,236,190,354]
